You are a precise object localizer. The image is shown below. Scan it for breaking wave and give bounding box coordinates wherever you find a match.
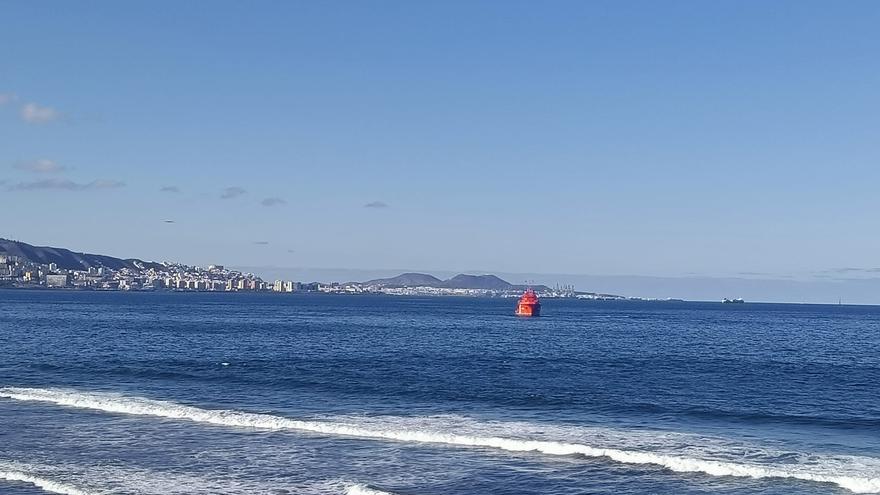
[0,465,93,495]
[0,460,360,495]
[3,387,879,493]
[345,484,399,495]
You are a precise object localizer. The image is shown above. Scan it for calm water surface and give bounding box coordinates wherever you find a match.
[1,291,878,494]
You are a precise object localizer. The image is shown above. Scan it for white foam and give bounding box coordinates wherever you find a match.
[345,483,398,495]
[1,460,316,495]
[0,468,93,495]
[3,387,879,493]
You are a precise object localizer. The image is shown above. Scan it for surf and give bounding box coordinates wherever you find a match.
[0,465,93,495]
[0,459,391,495]
[2,387,879,494]
[345,484,399,495]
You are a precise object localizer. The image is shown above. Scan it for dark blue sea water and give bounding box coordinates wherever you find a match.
[1,291,879,495]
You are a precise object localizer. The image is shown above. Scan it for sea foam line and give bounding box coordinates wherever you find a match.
[2,387,879,494]
[0,468,94,495]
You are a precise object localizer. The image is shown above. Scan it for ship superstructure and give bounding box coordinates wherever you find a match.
[515,288,541,317]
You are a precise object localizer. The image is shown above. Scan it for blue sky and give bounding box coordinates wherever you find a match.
[2,1,879,291]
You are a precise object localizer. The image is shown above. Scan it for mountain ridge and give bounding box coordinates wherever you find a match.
[2,238,553,292]
[0,238,164,272]
[365,272,549,291]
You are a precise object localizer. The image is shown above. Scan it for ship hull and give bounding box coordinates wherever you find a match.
[515,288,541,317]
[516,303,541,317]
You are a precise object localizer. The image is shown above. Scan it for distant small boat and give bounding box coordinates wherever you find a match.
[515,288,541,317]
[722,298,745,304]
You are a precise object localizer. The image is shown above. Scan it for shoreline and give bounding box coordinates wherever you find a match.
[2,287,877,307]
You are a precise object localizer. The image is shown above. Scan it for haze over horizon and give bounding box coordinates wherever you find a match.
[229,265,879,305]
[3,1,879,301]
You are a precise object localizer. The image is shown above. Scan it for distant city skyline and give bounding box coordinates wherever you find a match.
[3,234,879,303]
[2,1,879,300]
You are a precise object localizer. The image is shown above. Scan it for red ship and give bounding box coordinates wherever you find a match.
[515,288,541,317]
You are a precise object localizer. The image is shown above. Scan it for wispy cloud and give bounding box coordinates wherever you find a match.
[811,267,880,281]
[261,197,286,207]
[253,241,270,245]
[20,102,60,124]
[13,159,66,174]
[0,93,17,105]
[6,178,125,191]
[824,267,880,274]
[160,185,180,193]
[220,186,246,199]
[364,201,389,208]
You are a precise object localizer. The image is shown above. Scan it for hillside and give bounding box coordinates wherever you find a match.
[364,272,444,287]
[441,274,511,290]
[0,238,164,272]
[365,272,550,291]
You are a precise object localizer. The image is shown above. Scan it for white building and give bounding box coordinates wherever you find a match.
[46,274,69,288]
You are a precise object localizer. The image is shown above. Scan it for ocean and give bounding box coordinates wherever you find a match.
[1,290,878,495]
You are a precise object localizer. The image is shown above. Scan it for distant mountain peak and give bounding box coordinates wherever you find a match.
[441,274,512,290]
[364,272,443,287]
[365,272,515,290]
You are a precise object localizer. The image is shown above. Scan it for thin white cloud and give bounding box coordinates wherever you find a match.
[13,159,66,174]
[364,201,389,208]
[220,186,246,199]
[826,267,880,274]
[20,102,60,123]
[7,178,125,191]
[89,179,125,189]
[0,93,17,105]
[261,197,286,207]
